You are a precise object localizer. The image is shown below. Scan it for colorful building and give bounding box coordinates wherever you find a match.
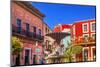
[44,24,72,63]
[71,19,96,62]
[11,1,51,66]
[11,1,96,65]
[52,19,96,62]
[54,24,72,48]
[42,23,55,63]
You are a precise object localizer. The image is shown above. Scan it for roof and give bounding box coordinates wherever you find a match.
[62,24,72,28]
[74,19,96,24]
[12,1,53,32]
[13,1,45,19]
[43,22,53,31]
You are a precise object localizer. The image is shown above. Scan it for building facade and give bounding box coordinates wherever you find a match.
[44,24,72,63]
[11,1,96,65]
[11,1,48,66]
[42,23,55,63]
[43,23,54,53]
[71,19,96,62]
[54,24,72,48]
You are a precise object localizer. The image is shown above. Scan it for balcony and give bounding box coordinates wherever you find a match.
[12,25,44,41]
[71,37,96,46]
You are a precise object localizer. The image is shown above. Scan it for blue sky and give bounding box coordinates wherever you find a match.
[32,2,96,30]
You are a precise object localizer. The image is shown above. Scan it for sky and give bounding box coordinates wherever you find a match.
[32,2,96,30]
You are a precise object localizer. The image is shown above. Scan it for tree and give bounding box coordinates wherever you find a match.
[12,36,23,55]
[64,45,83,62]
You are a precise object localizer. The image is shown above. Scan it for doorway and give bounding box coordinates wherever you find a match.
[83,49,88,61]
[25,49,30,65]
[33,55,36,64]
[15,54,20,66]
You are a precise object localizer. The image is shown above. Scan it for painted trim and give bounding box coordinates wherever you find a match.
[83,34,89,39]
[91,33,95,39]
[91,46,96,61]
[73,25,75,35]
[82,23,89,33]
[62,28,70,33]
[90,21,95,32]
[24,48,32,64]
[82,47,89,61]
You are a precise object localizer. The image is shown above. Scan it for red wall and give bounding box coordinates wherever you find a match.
[71,20,96,61]
[53,24,72,32]
[72,20,96,38]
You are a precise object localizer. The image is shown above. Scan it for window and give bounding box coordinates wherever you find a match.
[92,34,96,39]
[48,29,49,33]
[84,35,88,39]
[82,23,88,33]
[48,45,51,49]
[17,19,21,27]
[16,18,21,33]
[84,25,87,32]
[45,27,48,33]
[26,23,30,32]
[39,29,41,35]
[46,40,49,49]
[33,26,36,33]
[91,23,96,32]
[83,34,89,42]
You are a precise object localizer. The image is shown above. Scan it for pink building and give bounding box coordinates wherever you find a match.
[11,1,47,66]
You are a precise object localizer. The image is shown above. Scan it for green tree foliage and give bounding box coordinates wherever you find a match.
[64,45,83,62]
[12,36,23,55]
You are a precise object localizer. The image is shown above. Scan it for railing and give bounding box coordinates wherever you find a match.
[12,24,44,41]
[71,37,95,45]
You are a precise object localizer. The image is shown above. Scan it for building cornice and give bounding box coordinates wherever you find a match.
[13,1,45,20]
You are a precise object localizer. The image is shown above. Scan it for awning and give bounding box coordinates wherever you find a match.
[46,32,70,41]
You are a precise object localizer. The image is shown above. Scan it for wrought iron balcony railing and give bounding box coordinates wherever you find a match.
[71,37,95,45]
[12,25,44,41]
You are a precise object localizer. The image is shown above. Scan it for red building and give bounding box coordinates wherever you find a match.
[71,19,96,62]
[11,1,46,66]
[54,24,72,33]
[53,19,96,62]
